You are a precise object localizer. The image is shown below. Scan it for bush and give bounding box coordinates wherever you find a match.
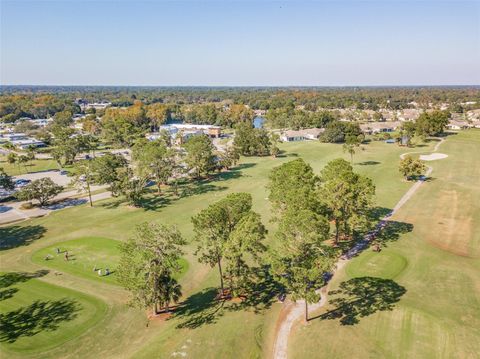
[20,202,34,210]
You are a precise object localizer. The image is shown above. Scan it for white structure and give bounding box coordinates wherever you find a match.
[280,128,324,142]
[0,132,45,149]
[147,123,222,143]
[446,120,471,130]
[29,118,53,127]
[360,121,401,135]
[80,102,111,111]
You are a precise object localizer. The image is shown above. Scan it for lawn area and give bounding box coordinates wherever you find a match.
[0,271,107,355]
[0,156,60,176]
[0,137,441,358]
[288,130,480,359]
[32,237,189,285]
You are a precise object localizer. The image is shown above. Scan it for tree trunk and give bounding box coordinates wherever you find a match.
[87,180,93,207]
[334,219,340,245]
[173,179,178,196]
[305,301,309,323]
[217,257,224,296]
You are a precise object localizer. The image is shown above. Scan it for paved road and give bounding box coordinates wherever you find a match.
[0,186,109,225]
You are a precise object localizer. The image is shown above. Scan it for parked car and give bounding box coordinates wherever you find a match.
[14,179,31,188]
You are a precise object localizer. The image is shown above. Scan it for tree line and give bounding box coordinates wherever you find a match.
[2,87,479,124]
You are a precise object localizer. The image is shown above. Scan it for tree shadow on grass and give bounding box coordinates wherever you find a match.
[376,221,414,248]
[173,288,224,329]
[100,180,227,211]
[0,288,18,301]
[228,265,284,314]
[214,163,256,181]
[0,225,47,251]
[357,161,381,166]
[173,266,283,329]
[0,298,80,343]
[368,206,392,221]
[178,181,227,199]
[315,277,406,325]
[0,270,49,289]
[0,270,49,302]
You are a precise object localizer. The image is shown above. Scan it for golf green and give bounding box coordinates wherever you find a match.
[32,237,189,285]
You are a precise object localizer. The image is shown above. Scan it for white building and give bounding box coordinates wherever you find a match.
[280,128,324,142]
[147,123,222,143]
[29,118,53,127]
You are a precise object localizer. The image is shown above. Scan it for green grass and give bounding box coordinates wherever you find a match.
[0,156,60,176]
[0,273,107,355]
[32,237,189,285]
[346,250,408,279]
[1,137,447,358]
[288,130,480,359]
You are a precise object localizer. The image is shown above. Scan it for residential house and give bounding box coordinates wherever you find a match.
[446,120,471,130]
[360,121,401,135]
[280,128,324,142]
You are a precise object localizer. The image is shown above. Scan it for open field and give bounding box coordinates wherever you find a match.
[0,156,60,176]
[3,132,474,358]
[288,130,480,359]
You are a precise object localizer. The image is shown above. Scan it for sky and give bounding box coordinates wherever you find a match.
[1,0,479,86]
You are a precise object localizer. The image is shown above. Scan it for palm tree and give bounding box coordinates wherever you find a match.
[343,143,356,164]
[7,152,18,174]
[18,155,30,173]
[157,273,182,313]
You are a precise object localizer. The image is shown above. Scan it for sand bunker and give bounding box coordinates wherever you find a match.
[419,153,448,161]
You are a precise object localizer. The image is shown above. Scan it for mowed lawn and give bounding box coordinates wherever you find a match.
[289,130,480,359]
[0,138,437,358]
[0,272,107,355]
[0,156,60,176]
[32,237,189,285]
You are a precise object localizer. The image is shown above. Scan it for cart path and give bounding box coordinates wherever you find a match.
[272,138,446,359]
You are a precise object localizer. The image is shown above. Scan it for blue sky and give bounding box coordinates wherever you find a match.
[1,0,479,86]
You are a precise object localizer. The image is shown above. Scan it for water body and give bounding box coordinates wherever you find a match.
[253,116,264,128]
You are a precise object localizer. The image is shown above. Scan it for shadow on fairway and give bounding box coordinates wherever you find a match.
[315,276,406,325]
[368,206,392,220]
[357,160,380,166]
[377,221,414,248]
[0,225,47,251]
[174,267,284,329]
[0,270,49,302]
[228,265,284,314]
[174,288,224,329]
[0,298,80,343]
[100,181,227,211]
[0,270,49,289]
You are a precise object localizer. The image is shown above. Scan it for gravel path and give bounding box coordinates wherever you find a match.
[272,138,446,359]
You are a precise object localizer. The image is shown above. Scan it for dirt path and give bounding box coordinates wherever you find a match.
[271,138,446,359]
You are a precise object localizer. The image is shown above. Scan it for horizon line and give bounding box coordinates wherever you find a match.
[2,84,480,89]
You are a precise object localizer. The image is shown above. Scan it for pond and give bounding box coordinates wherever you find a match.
[253,116,264,129]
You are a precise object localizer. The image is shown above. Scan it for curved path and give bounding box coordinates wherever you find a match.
[272,138,446,359]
